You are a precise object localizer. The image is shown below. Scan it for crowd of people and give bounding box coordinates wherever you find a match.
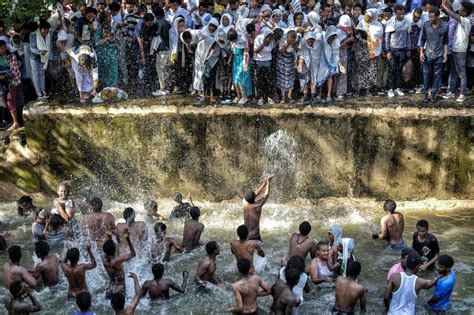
[2,177,457,314]
[1,0,473,131]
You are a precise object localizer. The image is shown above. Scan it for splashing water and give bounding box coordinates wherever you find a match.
[262,130,300,201]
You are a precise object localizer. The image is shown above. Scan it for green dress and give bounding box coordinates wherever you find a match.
[95,27,119,88]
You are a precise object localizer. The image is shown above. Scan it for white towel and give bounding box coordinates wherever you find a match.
[36,29,51,70]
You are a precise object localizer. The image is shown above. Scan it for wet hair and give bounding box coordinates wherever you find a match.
[154,222,167,234]
[153,5,165,17]
[144,199,157,212]
[66,248,80,265]
[9,281,24,298]
[57,181,70,191]
[108,2,120,12]
[123,207,135,221]
[286,255,305,274]
[144,12,154,22]
[50,215,63,229]
[152,263,165,279]
[237,225,249,240]
[394,4,404,12]
[400,247,416,259]
[299,221,311,236]
[182,31,192,42]
[461,2,472,15]
[111,293,125,310]
[90,197,103,213]
[347,261,361,278]
[284,268,301,286]
[237,258,251,275]
[0,235,6,251]
[76,291,92,311]
[39,20,50,30]
[35,241,50,257]
[429,8,440,16]
[437,255,454,269]
[384,199,396,213]
[17,195,33,205]
[206,241,218,255]
[316,241,328,251]
[190,206,200,220]
[8,245,21,262]
[103,240,116,256]
[416,219,429,229]
[227,29,238,42]
[406,252,422,270]
[84,7,97,15]
[244,190,256,204]
[173,192,183,203]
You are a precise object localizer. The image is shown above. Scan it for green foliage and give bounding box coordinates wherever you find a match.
[0,0,56,30]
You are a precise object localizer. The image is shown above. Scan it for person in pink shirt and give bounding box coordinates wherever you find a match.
[387,248,417,281]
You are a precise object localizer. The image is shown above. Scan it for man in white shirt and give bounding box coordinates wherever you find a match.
[441,0,472,102]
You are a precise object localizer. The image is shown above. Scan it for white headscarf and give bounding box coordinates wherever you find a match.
[307,11,322,33]
[219,13,234,33]
[316,25,340,86]
[355,9,384,58]
[35,29,51,69]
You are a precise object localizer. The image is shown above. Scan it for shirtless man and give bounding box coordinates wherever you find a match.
[3,246,37,290]
[30,241,59,287]
[4,281,41,314]
[286,221,317,264]
[243,175,272,241]
[102,229,136,299]
[269,268,300,315]
[142,263,188,299]
[144,199,165,225]
[115,208,148,251]
[82,197,116,246]
[195,241,221,288]
[228,258,271,314]
[111,272,142,315]
[152,223,183,261]
[170,192,193,220]
[61,245,97,298]
[182,207,205,252]
[372,199,405,250]
[333,261,367,314]
[230,225,265,274]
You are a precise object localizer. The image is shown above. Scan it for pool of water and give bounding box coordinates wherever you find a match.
[0,198,472,314]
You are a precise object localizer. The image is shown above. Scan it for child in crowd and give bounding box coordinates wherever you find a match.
[428,255,456,313]
[412,219,440,271]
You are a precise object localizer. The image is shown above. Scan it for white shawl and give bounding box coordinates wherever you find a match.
[36,29,51,69]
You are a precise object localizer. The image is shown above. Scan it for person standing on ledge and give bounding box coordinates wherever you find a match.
[243,175,272,242]
[372,199,405,250]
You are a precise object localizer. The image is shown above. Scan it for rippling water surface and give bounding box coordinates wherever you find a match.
[0,199,472,314]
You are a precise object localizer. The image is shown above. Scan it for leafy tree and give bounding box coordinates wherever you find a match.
[0,0,56,30]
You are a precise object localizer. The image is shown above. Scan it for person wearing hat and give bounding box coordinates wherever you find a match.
[32,209,49,242]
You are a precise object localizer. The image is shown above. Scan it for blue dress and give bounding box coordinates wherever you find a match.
[232,47,252,96]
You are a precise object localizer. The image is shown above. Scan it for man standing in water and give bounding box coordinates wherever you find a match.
[372,199,405,250]
[4,281,41,314]
[3,246,37,290]
[116,208,148,251]
[61,245,97,299]
[269,268,300,315]
[333,261,367,314]
[182,207,205,252]
[228,258,272,313]
[385,252,437,314]
[111,272,142,315]
[286,221,317,263]
[82,197,116,246]
[243,175,272,241]
[152,223,183,261]
[230,225,265,274]
[142,263,188,299]
[195,241,221,289]
[102,229,137,299]
[30,241,59,287]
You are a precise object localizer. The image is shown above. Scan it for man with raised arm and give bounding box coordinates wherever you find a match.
[228,258,271,314]
[61,245,97,299]
[111,272,142,315]
[102,228,136,299]
[243,175,272,241]
[3,246,37,290]
[142,263,188,299]
[230,225,265,274]
[152,223,183,262]
[372,199,405,250]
